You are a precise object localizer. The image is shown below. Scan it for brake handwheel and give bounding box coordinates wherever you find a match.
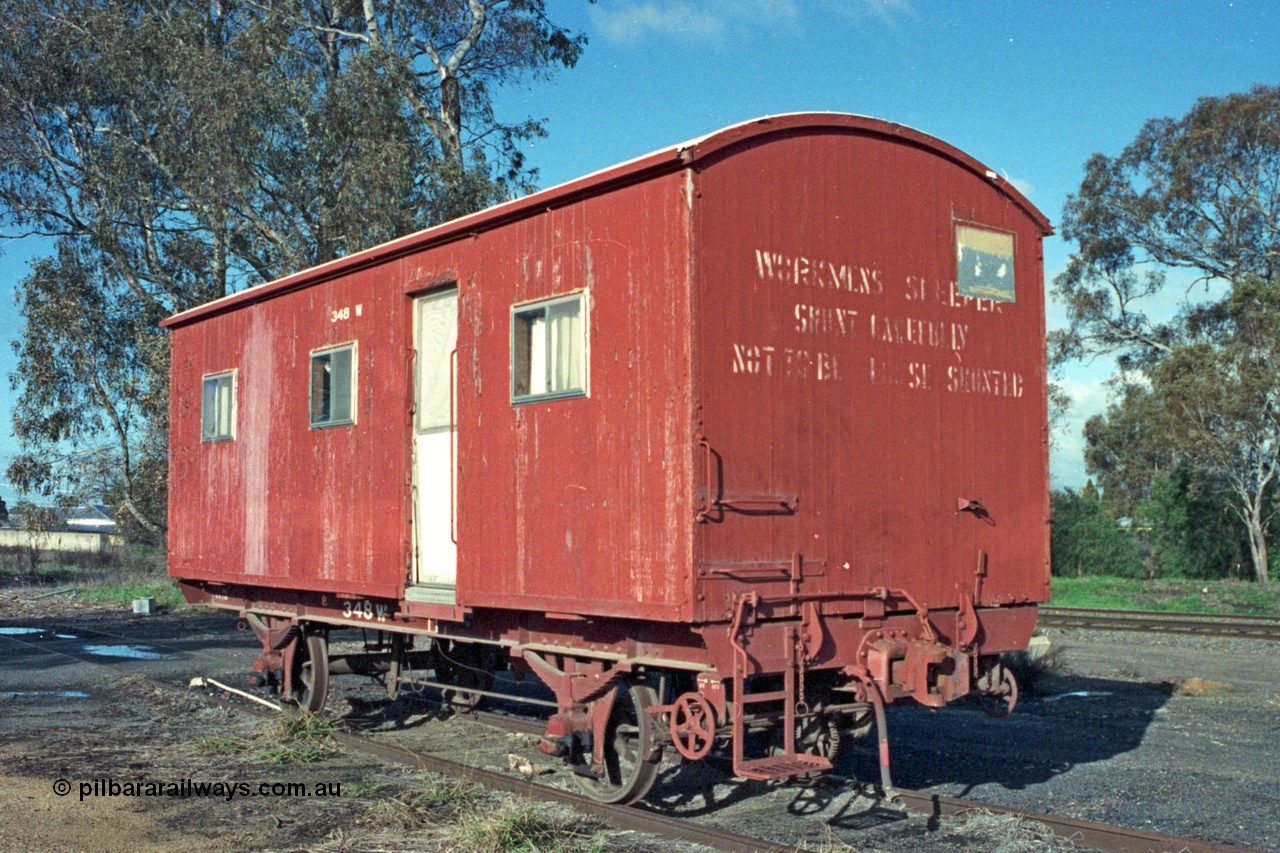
[669,692,717,760]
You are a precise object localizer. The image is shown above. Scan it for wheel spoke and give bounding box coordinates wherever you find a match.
[574,682,661,805]
[286,631,329,716]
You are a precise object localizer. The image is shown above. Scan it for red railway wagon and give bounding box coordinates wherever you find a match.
[165,113,1052,803]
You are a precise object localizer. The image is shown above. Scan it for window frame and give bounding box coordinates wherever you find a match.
[954,221,1018,303]
[510,291,589,405]
[201,370,237,443]
[309,341,358,429]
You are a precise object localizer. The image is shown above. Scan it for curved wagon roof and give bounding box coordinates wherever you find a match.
[162,112,1051,330]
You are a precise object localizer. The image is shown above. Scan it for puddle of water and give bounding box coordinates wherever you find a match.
[0,627,49,636]
[54,634,78,640]
[1042,690,1114,702]
[79,644,179,661]
[4,691,90,699]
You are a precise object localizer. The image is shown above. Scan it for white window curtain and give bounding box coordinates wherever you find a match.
[215,378,232,437]
[547,300,582,393]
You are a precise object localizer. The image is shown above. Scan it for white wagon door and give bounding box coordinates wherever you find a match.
[410,288,458,604]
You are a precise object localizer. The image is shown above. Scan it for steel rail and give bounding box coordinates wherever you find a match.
[895,790,1267,853]
[330,731,798,853]
[456,701,1268,853]
[1038,607,1280,642]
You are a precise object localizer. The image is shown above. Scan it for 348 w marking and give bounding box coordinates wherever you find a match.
[342,600,388,622]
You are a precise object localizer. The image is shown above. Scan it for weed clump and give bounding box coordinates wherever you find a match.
[1168,677,1234,697]
[366,776,479,830]
[189,735,248,756]
[256,711,341,764]
[461,802,602,853]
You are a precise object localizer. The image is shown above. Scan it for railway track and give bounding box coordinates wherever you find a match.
[1,614,1271,853]
[407,701,1265,853]
[1038,606,1280,642]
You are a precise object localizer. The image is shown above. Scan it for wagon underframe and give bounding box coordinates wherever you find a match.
[179,577,1033,800]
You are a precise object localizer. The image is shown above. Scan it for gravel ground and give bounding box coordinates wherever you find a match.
[878,628,1280,852]
[2,593,1277,852]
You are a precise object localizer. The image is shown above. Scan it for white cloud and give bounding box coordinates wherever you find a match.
[586,0,913,46]
[1007,176,1035,200]
[822,0,916,24]
[589,1,880,46]
[1049,365,1130,489]
[588,1,731,44]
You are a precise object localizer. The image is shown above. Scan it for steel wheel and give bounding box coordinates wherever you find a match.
[799,714,843,763]
[287,631,329,715]
[767,713,844,768]
[977,666,1018,718]
[575,682,662,805]
[438,642,494,713]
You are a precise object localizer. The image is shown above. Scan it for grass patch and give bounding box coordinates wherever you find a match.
[1170,677,1234,697]
[189,736,247,756]
[367,777,480,830]
[275,710,341,740]
[1051,575,1280,615]
[949,810,1079,853]
[81,578,185,610]
[461,803,603,853]
[0,543,188,612]
[415,775,479,811]
[345,780,387,797]
[255,711,341,765]
[257,742,336,764]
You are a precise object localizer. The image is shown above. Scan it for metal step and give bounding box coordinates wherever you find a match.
[736,753,832,781]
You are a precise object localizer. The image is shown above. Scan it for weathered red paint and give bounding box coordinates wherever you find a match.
[166,115,1052,767]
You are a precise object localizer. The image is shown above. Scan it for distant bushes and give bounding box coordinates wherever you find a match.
[1051,476,1253,580]
[1050,488,1145,578]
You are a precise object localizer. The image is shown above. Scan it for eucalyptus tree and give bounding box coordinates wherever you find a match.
[0,0,584,537]
[1053,85,1280,583]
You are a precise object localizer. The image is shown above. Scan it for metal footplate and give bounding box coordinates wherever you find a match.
[729,593,833,781]
[736,753,832,781]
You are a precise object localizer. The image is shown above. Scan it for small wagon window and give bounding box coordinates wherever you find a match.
[512,293,586,403]
[956,224,1016,302]
[310,343,356,428]
[201,371,236,442]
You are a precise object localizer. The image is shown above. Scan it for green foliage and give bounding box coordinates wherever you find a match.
[1050,488,1145,578]
[1053,85,1280,584]
[1082,382,1177,519]
[1050,84,1280,371]
[190,736,247,756]
[1135,472,1246,580]
[0,0,585,536]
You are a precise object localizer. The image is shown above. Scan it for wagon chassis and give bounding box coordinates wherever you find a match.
[183,577,1027,804]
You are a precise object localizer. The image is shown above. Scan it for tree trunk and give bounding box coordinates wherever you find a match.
[1246,507,1270,584]
[440,73,462,169]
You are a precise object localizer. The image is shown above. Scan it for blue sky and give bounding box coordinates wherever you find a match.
[0,0,1275,502]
